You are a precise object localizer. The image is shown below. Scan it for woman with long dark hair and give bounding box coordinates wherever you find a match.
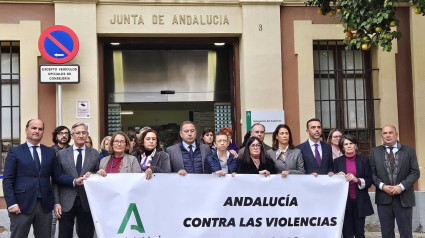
[266,124,304,177]
[135,129,171,179]
[238,137,275,176]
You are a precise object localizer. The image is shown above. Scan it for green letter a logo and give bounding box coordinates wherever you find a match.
[118,203,145,234]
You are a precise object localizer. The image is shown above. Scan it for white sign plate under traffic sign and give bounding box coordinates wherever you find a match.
[39,64,80,83]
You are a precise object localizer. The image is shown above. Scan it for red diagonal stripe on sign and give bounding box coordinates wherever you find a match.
[46,33,72,56]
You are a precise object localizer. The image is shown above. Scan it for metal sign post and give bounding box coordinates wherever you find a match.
[57,84,63,125]
[38,25,80,126]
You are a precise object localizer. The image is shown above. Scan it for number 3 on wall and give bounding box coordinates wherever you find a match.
[259,24,263,31]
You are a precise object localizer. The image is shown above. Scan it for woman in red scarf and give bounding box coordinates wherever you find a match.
[97,131,141,176]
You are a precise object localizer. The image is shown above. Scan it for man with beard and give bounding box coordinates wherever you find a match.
[51,126,71,153]
[50,126,71,237]
[296,118,333,176]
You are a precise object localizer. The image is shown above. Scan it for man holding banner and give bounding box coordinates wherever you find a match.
[53,122,99,238]
[296,118,333,176]
[167,121,212,175]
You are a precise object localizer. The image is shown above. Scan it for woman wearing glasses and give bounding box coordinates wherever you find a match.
[97,131,141,176]
[327,128,343,159]
[266,124,305,178]
[238,137,276,176]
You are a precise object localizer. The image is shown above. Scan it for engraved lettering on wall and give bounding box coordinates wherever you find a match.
[109,14,230,26]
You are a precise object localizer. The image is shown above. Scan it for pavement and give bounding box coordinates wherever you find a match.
[366,232,425,237]
[0,209,424,237]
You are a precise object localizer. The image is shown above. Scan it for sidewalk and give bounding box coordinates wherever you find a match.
[366,232,425,237]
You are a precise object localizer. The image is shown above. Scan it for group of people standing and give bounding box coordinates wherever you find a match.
[2,118,420,238]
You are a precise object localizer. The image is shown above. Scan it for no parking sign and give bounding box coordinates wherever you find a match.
[38,25,79,64]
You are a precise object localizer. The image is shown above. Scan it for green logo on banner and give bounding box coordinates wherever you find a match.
[118,203,145,234]
[246,111,252,132]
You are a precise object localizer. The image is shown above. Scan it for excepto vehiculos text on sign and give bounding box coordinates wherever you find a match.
[39,65,80,84]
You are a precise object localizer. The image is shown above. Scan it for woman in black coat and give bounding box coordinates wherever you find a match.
[333,134,374,238]
[238,137,275,176]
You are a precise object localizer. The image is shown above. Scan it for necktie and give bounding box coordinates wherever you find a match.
[32,146,41,174]
[314,144,321,166]
[76,149,83,176]
[32,146,42,198]
[388,147,395,173]
[188,145,194,158]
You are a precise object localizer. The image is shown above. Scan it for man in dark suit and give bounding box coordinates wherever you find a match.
[370,125,420,238]
[166,121,212,175]
[53,122,99,238]
[50,125,71,238]
[2,119,86,238]
[296,118,333,176]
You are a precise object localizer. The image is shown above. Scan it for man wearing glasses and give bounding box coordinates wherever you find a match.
[51,126,71,153]
[53,122,99,238]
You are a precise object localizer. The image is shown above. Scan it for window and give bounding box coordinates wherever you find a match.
[1,41,20,171]
[313,41,378,156]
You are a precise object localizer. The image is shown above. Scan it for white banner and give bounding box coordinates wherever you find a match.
[84,174,348,238]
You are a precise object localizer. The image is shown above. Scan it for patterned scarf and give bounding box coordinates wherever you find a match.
[140,149,156,171]
[275,145,288,160]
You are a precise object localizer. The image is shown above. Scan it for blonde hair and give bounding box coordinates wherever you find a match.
[99,136,112,153]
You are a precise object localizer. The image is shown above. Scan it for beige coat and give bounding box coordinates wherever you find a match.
[99,154,141,173]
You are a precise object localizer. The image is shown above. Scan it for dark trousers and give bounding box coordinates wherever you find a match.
[377,195,413,238]
[9,199,52,238]
[59,197,94,238]
[343,198,365,238]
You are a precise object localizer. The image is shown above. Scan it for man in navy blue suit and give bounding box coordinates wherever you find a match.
[2,119,87,238]
[296,118,334,176]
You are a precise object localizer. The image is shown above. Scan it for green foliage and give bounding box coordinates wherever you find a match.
[305,0,425,52]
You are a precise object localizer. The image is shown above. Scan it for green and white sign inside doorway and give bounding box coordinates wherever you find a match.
[246,110,285,133]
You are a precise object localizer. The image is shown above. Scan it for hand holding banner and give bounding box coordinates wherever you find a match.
[85,174,348,238]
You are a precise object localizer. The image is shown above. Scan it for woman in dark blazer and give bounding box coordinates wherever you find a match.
[238,137,275,176]
[266,124,305,177]
[333,134,374,238]
[135,129,171,179]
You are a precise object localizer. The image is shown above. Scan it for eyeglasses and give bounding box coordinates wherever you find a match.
[74,131,88,136]
[113,140,126,145]
[332,135,342,139]
[59,132,69,136]
[249,144,262,149]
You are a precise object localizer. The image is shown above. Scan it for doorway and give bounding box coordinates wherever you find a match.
[99,37,240,147]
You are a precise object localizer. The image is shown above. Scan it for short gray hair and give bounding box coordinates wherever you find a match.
[139,126,151,135]
[71,122,87,134]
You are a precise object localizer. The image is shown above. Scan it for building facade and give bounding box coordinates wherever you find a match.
[1,0,425,230]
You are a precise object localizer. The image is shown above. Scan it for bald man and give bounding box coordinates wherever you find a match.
[370,125,420,238]
[2,119,86,238]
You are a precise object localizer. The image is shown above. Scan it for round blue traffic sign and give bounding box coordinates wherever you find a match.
[38,25,79,64]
